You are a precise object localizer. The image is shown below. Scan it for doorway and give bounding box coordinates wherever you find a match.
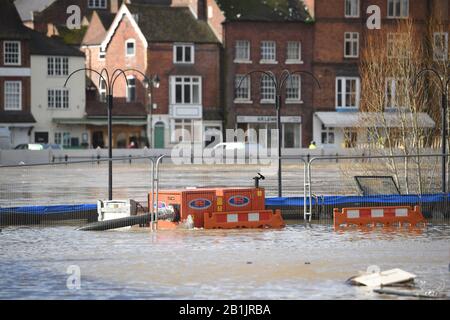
[92,131,104,148]
[154,122,165,148]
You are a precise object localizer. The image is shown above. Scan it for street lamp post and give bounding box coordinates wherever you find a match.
[237,70,321,197]
[65,67,153,200]
[144,74,160,148]
[415,68,450,193]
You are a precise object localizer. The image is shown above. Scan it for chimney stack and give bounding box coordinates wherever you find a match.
[197,0,207,21]
[110,0,119,13]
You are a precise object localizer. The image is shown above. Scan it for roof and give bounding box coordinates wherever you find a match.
[0,112,36,124]
[96,10,116,30]
[82,10,115,45]
[27,28,85,57]
[0,0,31,39]
[14,0,56,21]
[215,0,312,22]
[315,112,436,128]
[126,4,220,43]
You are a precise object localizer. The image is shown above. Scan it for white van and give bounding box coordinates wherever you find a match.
[0,127,11,150]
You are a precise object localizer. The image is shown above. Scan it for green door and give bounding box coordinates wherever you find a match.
[154,122,165,148]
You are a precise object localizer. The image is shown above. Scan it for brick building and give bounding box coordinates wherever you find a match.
[83,1,222,148]
[304,0,449,149]
[0,0,35,148]
[218,0,315,148]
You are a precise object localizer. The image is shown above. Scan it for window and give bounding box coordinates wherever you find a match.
[3,41,21,65]
[126,76,136,102]
[63,132,71,147]
[260,41,276,63]
[286,75,301,102]
[54,132,62,145]
[4,81,22,111]
[434,32,448,61]
[47,89,69,109]
[47,57,69,76]
[321,125,335,145]
[344,32,359,58]
[336,77,360,109]
[283,123,301,148]
[344,128,357,148]
[235,75,251,101]
[286,42,302,63]
[174,44,194,63]
[387,0,409,18]
[235,40,250,62]
[99,79,107,102]
[172,119,193,143]
[171,76,201,104]
[387,33,408,58]
[88,0,106,9]
[261,75,276,102]
[125,39,135,57]
[55,132,71,147]
[345,0,360,17]
[386,78,407,109]
[98,49,106,60]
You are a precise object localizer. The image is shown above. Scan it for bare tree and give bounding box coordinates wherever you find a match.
[357,19,443,194]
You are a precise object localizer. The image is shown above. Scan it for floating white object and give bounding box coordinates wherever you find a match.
[351,268,416,287]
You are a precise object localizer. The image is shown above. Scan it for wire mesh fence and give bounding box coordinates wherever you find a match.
[0,155,306,226]
[306,153,450,224]
[1,153,449,227]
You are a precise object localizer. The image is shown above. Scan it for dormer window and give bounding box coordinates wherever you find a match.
[88,0,106,9]
[173,44,194,64]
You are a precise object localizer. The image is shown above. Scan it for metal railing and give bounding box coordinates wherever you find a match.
[0,155,165,228]
[1,152,450,227]
[304,153,450,223]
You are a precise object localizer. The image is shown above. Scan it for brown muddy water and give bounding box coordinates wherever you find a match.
[0,163,449,299]
[0,224,449,300]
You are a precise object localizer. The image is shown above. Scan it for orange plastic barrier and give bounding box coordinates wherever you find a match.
[204,209,285,229]
[333,205,426,229]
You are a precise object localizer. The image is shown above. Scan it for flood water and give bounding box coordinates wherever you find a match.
[1,162,449,299]
[1,223,449,300]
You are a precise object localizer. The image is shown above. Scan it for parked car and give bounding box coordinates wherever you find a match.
[43,144,63,150]
[212,142,264,159]
[14,143,45,150]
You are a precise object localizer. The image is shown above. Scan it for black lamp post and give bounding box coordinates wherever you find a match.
[237,70,321,197]
[65,67,154,200]
[144,74,160,148]
[415,68,449,193]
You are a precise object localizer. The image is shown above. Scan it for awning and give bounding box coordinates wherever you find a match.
[53,118,147,126]
[315,112,435,128]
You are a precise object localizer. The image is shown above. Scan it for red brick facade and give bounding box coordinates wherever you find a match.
[85,4,222,147]
[311,0,438,112]
[147,42,221,116]
[223,21,314,147]
[0,39,32,121]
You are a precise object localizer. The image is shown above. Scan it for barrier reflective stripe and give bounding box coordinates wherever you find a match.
[333,205,426,229]
[204,210,284,229]
[395,208,408,217]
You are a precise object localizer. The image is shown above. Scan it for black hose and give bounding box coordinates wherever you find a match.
[77,210,179,231]
[76,214,152,231]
